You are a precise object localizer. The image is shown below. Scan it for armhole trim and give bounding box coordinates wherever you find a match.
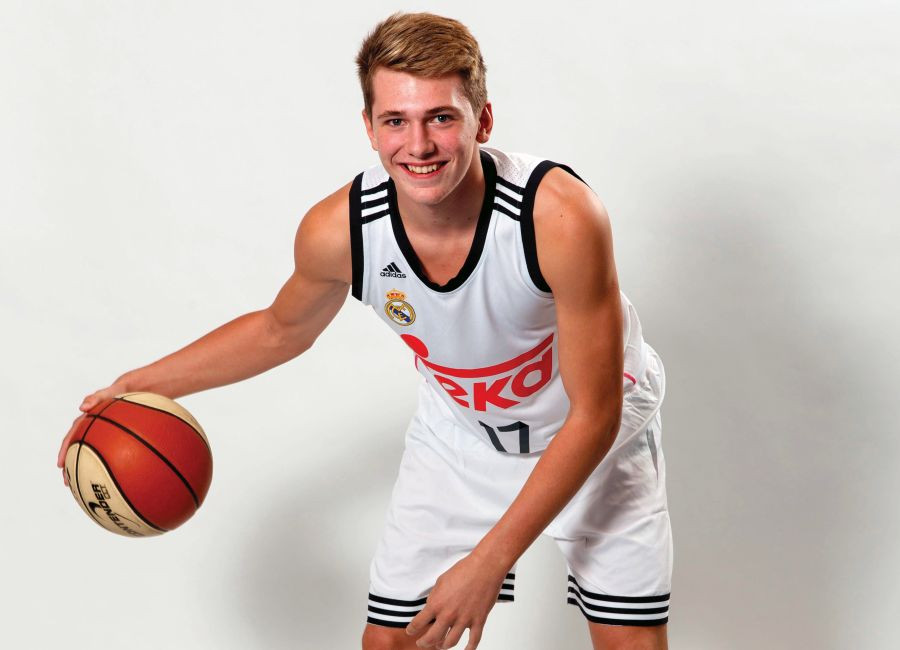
[349,173,364,301]
[519,161,588,293]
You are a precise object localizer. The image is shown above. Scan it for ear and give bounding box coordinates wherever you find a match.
[362,108,378,151]
[475,102,494,144]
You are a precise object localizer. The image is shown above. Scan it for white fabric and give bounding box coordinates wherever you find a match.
[368,347,671,625]
[355,147,649,454]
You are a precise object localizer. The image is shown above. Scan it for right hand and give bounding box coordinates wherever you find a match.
[58,383,128,486]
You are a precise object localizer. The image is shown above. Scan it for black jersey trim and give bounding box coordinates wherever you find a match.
[386,149,497,293]
[496,175,526,197]
[360,205,390,223]
[493,199,520,221]
[496,188,523,210]
[519,160,587,293]
[360,180,389,201]
[349,173,364,301]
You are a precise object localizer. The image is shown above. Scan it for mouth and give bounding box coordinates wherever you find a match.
[399,161,448,178]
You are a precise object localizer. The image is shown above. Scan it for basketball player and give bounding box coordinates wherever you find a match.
[58,13,671,650]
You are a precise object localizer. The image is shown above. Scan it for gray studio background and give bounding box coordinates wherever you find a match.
[2,1,898,648]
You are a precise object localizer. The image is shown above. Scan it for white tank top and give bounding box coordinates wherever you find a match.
[349,147,650,454]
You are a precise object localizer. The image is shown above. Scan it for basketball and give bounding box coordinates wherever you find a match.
[64,392,212,537]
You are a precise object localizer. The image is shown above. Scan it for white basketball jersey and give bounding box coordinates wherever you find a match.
[349,147,650,454]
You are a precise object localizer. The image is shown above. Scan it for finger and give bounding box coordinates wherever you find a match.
[437,624,465,649]
[62,466,69,487]
[415,620,450,649]
[80,394,100,411]
[464,624,483,650]
[406,606,436,637]
[58,415,86,467]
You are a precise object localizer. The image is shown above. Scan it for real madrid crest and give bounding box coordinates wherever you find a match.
[385,289,416,326]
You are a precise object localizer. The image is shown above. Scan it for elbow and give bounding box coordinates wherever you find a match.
[601,411,622,458]
[568,403,622,461]
[262,310,313,361]
[277,328,314,360]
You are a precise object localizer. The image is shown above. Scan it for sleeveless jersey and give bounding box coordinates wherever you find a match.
[349,147,650,454]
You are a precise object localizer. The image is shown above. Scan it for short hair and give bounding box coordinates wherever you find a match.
[355,12,488,118]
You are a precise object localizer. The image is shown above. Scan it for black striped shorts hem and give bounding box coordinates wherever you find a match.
[366,573,515,629]
[565,575,670,627]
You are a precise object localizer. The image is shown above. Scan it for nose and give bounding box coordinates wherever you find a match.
[406,122,436,159]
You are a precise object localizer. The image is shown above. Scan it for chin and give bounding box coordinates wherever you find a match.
[389,168,450,201]
[402,184,449,206]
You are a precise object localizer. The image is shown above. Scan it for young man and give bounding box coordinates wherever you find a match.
[58,13,671,650]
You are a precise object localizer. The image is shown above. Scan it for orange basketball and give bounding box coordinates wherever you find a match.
[64,392,212,537]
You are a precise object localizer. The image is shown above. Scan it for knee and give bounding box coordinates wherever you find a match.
[361,623,416,650]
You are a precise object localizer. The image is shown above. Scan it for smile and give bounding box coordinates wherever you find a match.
[401,162,447,177]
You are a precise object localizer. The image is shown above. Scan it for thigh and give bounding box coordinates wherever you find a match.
[551,408,673,626]
[588,622,668,650]
[366,411,525,627]
[361,622,422,650]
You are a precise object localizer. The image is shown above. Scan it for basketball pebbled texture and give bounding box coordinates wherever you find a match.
[64,393,212,537]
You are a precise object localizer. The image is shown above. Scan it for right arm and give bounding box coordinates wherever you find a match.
[106,183,353,400]
[58,183,353,473]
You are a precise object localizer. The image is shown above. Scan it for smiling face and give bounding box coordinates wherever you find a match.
[363,68,493,208]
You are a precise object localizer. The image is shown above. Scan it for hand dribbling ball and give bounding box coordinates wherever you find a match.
[64,392,213,537]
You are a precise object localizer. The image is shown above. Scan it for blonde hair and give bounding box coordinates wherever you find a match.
[356,12,487,118]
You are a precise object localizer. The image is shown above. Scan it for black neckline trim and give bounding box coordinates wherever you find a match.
[387,149,497,293]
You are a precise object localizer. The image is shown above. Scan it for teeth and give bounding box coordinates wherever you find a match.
[406,163,441,174]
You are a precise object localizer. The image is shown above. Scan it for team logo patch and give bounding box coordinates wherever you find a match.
[384,289,416,326]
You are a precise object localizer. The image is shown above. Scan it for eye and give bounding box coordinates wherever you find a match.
[433,114,452,124]
[386,118,404,127]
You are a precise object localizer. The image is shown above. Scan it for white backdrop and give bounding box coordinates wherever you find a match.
[2,1,898,648]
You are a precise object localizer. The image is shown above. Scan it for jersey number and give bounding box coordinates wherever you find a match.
[477,420,531,454]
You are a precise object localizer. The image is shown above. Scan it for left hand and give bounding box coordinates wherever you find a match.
[405,552,508,649]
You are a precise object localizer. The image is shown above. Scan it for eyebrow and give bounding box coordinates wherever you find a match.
[376,106,461,120]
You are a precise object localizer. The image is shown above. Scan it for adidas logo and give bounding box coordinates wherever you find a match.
[380,262,407,278]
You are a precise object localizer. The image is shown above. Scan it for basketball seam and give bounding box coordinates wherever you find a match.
[118,397,211,451]
[74,397,122,527]
[86,413,201,508]
[78,440,168,533]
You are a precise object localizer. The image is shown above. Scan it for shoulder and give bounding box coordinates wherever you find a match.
[294,181,353,285]
[533,167,609,235]
[532,167,616,294]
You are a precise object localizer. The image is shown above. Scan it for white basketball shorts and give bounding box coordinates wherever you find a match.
[366,346,671,628]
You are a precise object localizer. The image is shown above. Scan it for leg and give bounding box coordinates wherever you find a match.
[587,622,668,650]
[364,411,523,641]
[361,622,424,650]
[550,353,673,646]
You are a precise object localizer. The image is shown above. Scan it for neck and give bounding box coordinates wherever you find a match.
[395,150,485,234]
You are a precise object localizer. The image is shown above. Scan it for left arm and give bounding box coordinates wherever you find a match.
[407,169,624,649]
[470,168,624,569]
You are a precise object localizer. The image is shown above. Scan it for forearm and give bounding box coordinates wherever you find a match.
[471,409,620,572]
[116,309,308,399]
